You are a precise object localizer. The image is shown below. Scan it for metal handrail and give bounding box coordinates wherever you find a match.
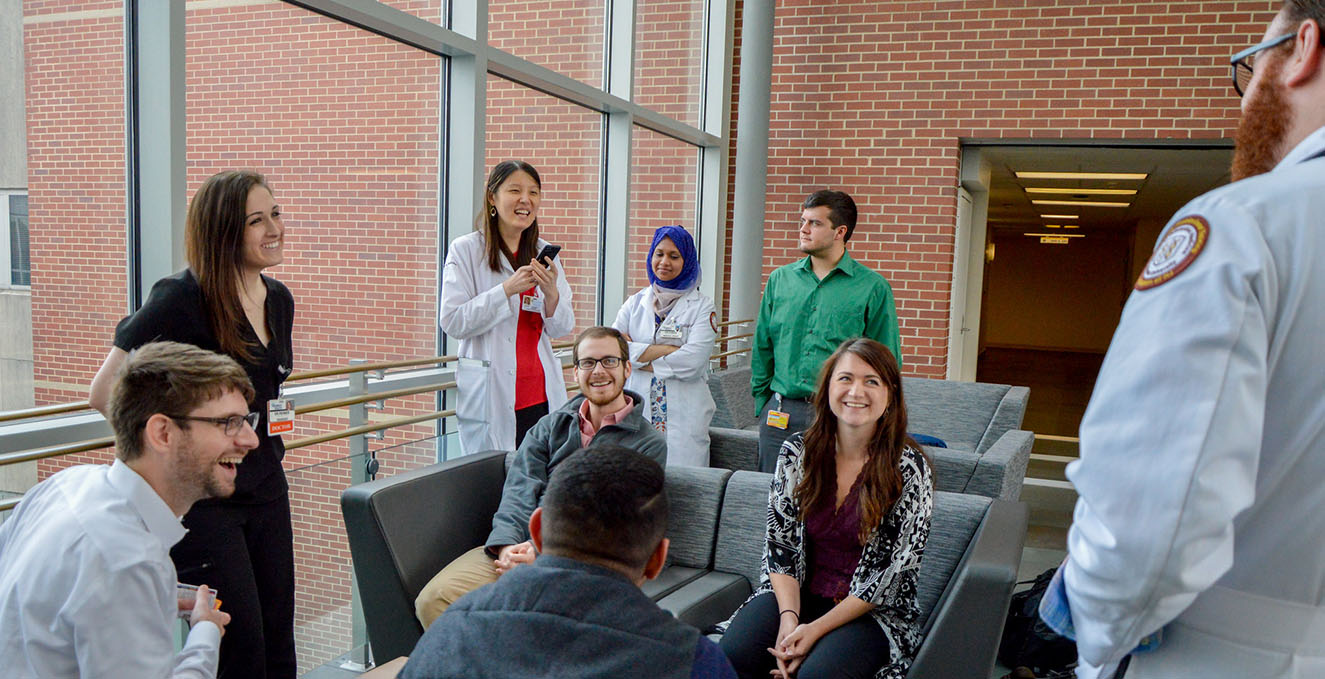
[710,347,750,361]
[0,436,116,468]
[286,409,456,450]
[0,401,93,423]
[716,319,751,328]
[287,355,458,382]
[716,332,753,344]
[296,382,456,416]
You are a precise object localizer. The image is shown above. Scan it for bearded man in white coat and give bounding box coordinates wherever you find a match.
[1051,3,1325,677]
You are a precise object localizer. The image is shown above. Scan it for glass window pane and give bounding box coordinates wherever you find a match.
[9,195,28,286]
[185,4,443,671]
[377,0,446,25]
[486,74,602,335]
[627,126,698,296]
[23,2,126,411]
[489,0,605,89]
[635,0,706,125]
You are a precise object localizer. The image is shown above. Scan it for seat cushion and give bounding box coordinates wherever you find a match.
[927,447,977,495]
[904,377,1010,453]
[642,565,708,601]
[665,466,732,569]
[712,471,772,585]
[656,571,753,631]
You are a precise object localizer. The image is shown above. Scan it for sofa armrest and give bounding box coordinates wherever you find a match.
[976,385,1030,454]
[908,499,1028,679]
[963,429,1033,501]
[709,426,760,472]
[341,450,508,662]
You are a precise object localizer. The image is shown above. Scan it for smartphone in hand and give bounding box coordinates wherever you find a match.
[535,244,561,266]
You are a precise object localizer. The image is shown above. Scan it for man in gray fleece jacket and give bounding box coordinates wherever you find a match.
[414,326,667,626]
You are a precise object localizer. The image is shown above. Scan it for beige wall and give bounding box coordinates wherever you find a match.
[983,231,1132,353]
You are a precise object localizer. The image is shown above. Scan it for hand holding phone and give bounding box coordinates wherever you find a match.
[535,243,562,266]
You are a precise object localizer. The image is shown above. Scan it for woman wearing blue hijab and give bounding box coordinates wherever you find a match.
[611,225,717,466]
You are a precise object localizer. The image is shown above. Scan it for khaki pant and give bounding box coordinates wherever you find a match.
[414,546,498,629]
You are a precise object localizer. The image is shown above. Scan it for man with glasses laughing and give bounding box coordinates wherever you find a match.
[1046,2,1325,678]
[414,326,667,628]
[0,341,255,678]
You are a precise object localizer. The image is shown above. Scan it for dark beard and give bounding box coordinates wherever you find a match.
[1231,57,1292,181]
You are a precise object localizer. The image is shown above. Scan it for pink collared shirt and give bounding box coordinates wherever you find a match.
[578,395,635,447]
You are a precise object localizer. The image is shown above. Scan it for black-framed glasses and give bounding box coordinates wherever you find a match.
[575,356,623,371]
[169,412,260,436]
[1231,33,1293,96]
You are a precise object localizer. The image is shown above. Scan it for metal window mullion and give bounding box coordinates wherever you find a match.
[598,0,635,323]
[600,112,633,324]
[0,195,11,287]
[127,0,186,310]
[698,0,736,321]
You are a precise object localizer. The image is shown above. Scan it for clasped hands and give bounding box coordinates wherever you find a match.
[494,541,537,575]
[767,614,823,678]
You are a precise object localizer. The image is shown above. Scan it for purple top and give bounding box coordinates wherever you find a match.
[805,475,865,601]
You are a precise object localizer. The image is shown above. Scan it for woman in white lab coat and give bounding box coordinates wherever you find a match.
[440,160,575,454]
[612,225,717,466]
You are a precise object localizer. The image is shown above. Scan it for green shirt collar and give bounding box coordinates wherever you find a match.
[795,249,859,277]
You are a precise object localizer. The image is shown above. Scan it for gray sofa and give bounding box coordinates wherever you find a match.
[341,451,1028,677]
[708,375,1034,501]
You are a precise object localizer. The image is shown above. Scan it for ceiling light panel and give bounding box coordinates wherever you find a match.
[1032,199,1130,208]
[1025,187,1138,196]
[1040,214,1079,219]
[1015,171,1148,180]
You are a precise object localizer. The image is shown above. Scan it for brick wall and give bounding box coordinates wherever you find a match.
[756,0,1277,377]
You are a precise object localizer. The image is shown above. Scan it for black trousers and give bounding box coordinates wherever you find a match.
[720,590,890,679]
[515,401,549,449]
[172,492,296,679]
[757,395,814,473]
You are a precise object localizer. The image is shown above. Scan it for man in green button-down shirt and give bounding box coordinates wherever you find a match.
[750,190,902,472]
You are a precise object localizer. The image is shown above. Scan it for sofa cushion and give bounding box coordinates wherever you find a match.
[712,471,772,586]
[664,465,732,569]
[904,377,1009,453]
[916,492,990,624]
[641,565,707,601]
[709,426,759,472]
[708,365,756,430]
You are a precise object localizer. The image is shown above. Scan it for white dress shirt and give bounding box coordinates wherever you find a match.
[1064,126,1325,678]
[0,459,221,679]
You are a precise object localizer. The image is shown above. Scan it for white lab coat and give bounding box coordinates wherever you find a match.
[612,286,717,467]
[439,231,575,454]
[1063,126,1325,679]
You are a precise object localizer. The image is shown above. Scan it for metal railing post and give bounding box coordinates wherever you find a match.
[343,359,372,670]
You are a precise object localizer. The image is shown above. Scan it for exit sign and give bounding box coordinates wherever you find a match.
[1040,236,1070,244]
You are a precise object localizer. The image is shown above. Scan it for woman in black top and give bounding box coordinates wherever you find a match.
[90,170,297,679]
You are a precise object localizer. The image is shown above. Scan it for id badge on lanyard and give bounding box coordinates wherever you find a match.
[766,393,790,430]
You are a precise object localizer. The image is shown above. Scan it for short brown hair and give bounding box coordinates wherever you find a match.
[110,342,254,461]
[571,326,629,365]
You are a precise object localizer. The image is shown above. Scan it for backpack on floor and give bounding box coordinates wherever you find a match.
[998,567,1078,676]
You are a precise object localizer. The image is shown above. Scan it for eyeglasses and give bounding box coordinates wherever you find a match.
[1231,33,1293,97]
[169,412,260,436]
[575,356,623,371]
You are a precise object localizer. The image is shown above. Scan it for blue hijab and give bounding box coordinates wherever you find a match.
[646,225,701,291]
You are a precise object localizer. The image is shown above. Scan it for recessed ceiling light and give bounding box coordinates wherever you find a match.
[1045,224,1062,228]
[1040,214,1079,219]
[1062,224,1079,229]
[1025,187,1138,196]
[1032,199,1130,208]
[1024,232,1085,237]
[1015,171,1148,180]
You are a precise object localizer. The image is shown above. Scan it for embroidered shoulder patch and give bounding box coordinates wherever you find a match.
[1135,215,1210,291]
[709,311,718,333]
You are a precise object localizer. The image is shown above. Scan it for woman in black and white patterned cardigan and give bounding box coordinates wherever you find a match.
[719,338,933,679]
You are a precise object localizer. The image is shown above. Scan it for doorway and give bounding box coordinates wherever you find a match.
[954,142,1233,437]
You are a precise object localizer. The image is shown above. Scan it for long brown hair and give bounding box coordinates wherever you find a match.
[185,170,270,363]
[479,160,542,272]
[795,338,925,544]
